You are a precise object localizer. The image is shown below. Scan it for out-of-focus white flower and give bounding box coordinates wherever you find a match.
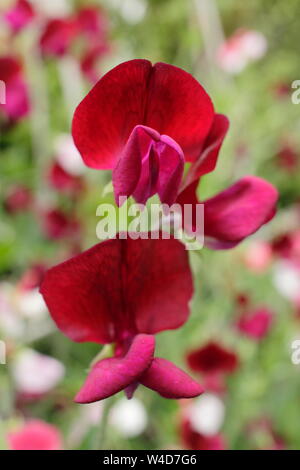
[29,0,71,17]
[217,29,267,74]
[273,260,300,302]
[186,393,225,436]
[110,0,147,24]
[54,134,85,176]
[109,397,147,437]
[17,288,47,319]
[12,349,65,395]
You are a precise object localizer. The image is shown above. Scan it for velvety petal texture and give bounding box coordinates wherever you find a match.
[204,176,278,249]
[140,358,204,399]
[75,334,155,403]
[113,125,184,206]
[72,59,214,169]
[182,114,229,190]
[40,235,193,344]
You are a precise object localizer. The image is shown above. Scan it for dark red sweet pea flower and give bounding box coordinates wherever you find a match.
[236,307,273,340]
[0,56,30,121]
[181,418,225,450]
[40,236,204,402]
[4,0,35,34]
[72,59,214,205]
[40,18,78,57]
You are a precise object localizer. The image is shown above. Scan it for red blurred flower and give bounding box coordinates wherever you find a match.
[40,18,78,57]
[237,307,273,340]
[187,342,239,375]
[4,0,35,34]
[0,56,30,120]
[181,418,225,450]
[76,6,108,40]
[75,6,110,83]
[187,341,238,392]
[41,209,80,240]
[48,162,84,195]
[7,420,63,450]
[72,59,214,205]
[4,184,32,213]
[40,236,203,403]
[275,143,299,171]
[80,43,109,84]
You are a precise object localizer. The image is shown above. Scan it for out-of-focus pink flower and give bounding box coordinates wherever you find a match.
[4,0,35,34]
[12,348,65,398]
[3,184,33,213]
[40,18,78,57]
[76,6,107,40]
[217,29,267,74]
[7,420,63,450]
[48,162,84,195]
[41,209,81,240]
[40,236,203,403]
[75,6,110,83]
[237,307,273,340]
[80,44,109,83]
[243,240,273,273]
[0,56,30,120]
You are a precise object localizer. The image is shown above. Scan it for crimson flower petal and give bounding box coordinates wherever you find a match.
[75,334,155,403]
[72,60,214,169]
[112,125,184,206]
[183,114,229,188]
[204,176,278,249]
[140,357,204,399]
[40,236,193,344]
